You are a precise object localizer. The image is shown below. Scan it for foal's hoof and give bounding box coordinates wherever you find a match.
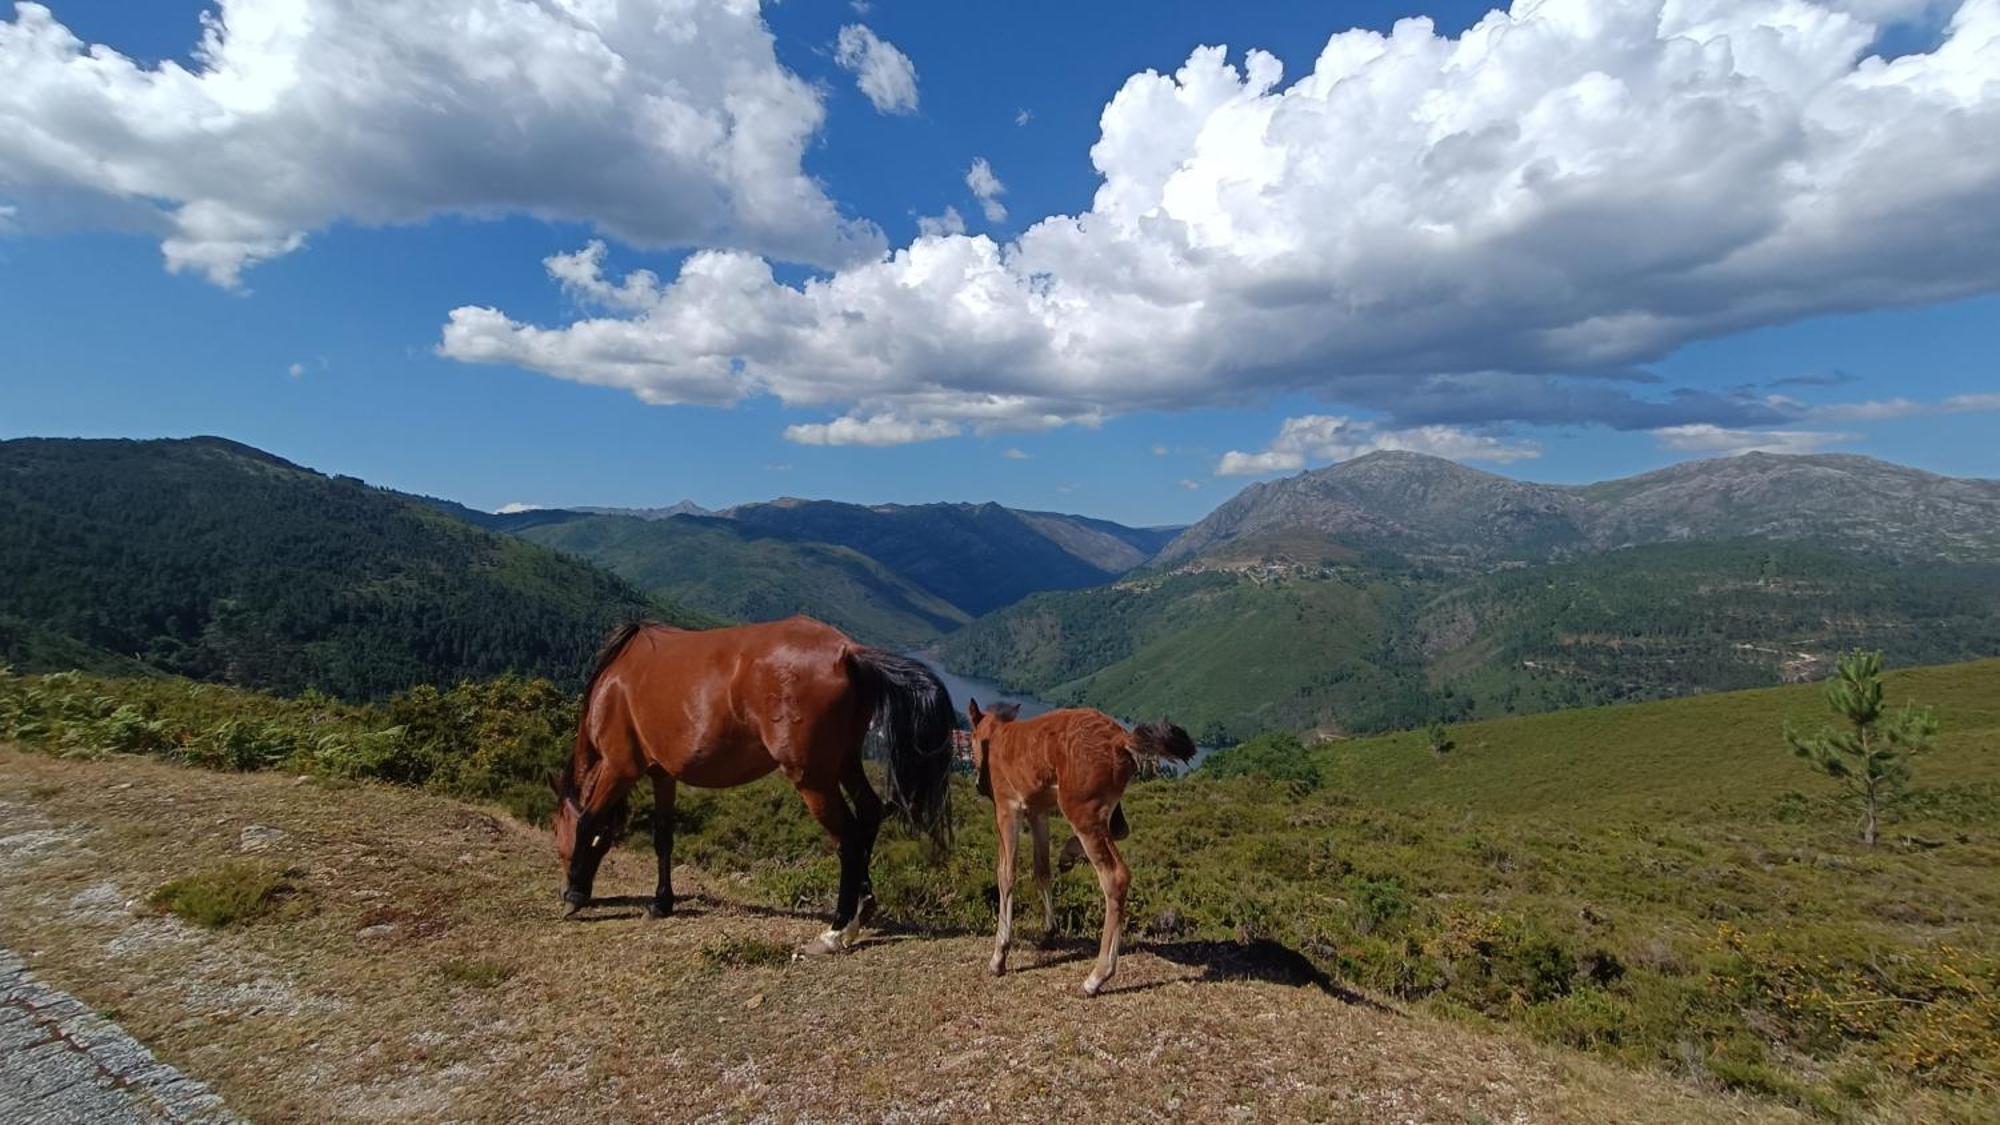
[645,898,674,920]
[798,929,848,957]
[1080,974,1107,997]
[560,889,591,917]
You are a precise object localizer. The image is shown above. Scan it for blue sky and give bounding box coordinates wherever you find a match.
[3,0,1996,526]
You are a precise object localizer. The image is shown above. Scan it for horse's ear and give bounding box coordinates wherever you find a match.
[967,698,983,725]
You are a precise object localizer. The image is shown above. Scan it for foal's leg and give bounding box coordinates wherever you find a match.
[1030,812,1056,944]
[646,772,677,919]
[795,782,868,955]
[1074,823,1131,997]
[839,753,884,926]
[990,804,1021,976]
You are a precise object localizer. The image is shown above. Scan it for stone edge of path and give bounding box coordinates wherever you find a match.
[1,946,238,1123]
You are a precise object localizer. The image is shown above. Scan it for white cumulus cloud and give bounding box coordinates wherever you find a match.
[0,0,880,285]
[440,0,2000,444]
[834,24,919,114]
[965,158,1007,223]
[1218,414,1542,475]
[783,414,961,447]
[916,206,966,238]
[1650,424,1858,455]
[1793,391,2000,421]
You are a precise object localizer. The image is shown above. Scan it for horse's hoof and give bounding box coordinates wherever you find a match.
[799,929,847,957]
[645,898,674,920]
[990,958,1007,977]
[1081,975,1106,997]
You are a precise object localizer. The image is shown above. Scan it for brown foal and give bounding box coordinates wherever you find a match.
[966,701,1196,996]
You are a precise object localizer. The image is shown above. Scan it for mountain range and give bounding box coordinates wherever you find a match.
[3,436,1995,739]
[942,451,2000,740]
[1156,450,2000,566]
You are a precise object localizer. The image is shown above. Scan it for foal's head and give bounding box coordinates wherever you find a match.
[964,699,1020,798]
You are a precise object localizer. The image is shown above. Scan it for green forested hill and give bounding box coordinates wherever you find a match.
[939,542,2000,742]
[511,512,970,647]
[0,437,711,697]
[724,499,1140,616]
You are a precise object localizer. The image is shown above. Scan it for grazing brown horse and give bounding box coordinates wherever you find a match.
[966,701,1195,995]
[553,618,954,954]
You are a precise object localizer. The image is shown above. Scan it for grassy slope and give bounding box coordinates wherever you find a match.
[4,659,1996,1117]
[514,513,970,648]
[1309,658,2000,816]
[0,749,1799,1125]
[940,542,2000,742]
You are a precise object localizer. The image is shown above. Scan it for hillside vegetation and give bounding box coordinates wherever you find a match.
[942,541,2000,742]
[0,437,711,698]
[2,659,1995,1119]
[724,498,1172,616]
[510,512,970,647]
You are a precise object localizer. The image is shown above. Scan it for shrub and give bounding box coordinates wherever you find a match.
[149,863,304,928]
[1200,731,1321,790]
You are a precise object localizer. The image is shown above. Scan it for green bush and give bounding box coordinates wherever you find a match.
[1200,731,1321,790]
[149,863,304,928]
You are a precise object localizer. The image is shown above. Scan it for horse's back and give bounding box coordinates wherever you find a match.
[595,617,865,784]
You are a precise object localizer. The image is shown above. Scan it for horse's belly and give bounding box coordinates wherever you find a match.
[672,740,781,788]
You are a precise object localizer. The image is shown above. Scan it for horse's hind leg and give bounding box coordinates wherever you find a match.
[1072,819,1130,997]
[1058,802,1126,873]
[1030,812,1056,944]
[647,771,677,919]
[795,782,869,955]
[990,804,1021,975]
[838,753,884,926]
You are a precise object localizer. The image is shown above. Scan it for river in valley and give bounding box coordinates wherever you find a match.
[910,654,1218,772]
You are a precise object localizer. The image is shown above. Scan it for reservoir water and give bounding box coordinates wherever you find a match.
[911,654,1218,771]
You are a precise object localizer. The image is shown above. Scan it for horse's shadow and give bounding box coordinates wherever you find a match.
[562,894,1392,1009]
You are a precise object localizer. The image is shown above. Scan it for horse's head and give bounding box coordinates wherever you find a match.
[549,772,583,869]
[964,699,1021,799]
[549,770,627,911]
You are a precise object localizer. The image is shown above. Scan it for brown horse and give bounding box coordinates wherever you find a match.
[966,701,1195,995]
[553,618,954,954]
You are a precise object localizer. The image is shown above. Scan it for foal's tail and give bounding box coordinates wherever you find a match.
[844,648,956,851]
[1128,720,1198,765]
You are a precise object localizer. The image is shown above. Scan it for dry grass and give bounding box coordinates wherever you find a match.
[0,746,1807,1124]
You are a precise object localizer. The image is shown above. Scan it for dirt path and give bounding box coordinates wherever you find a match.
[0,749,1799,1124]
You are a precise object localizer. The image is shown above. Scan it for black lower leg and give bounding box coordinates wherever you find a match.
[832,830,867,927]
[648,802,675,918]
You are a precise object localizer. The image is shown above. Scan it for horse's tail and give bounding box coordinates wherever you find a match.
[559,621,651,805]
[1127,720,1198,765]
[844,647,956,851]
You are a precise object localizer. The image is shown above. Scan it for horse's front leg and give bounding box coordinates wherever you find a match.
[990,804,1021,976]
[647,772,677,919]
